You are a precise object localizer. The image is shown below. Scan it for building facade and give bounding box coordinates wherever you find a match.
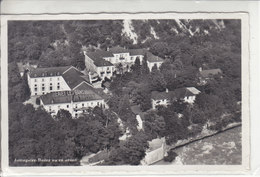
[40,86,105,118]
[27,66,100,96]
[28,66,72,96]
[151,87,201,109]
[84,47,164,80]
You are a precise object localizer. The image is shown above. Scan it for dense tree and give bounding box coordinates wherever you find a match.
[9,102,121,166]
[157,106,189,144]
[131,57,141,76]
[104,132,149,165]
[8,62,30,103]
[149,67,166,92]
[141,53,150,75]
[143,110,165,139]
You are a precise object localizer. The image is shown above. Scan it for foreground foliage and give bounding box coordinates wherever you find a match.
[9,105,122,166]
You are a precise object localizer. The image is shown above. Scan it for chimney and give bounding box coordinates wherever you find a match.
[166,88,169,93]
[107,47,109,51]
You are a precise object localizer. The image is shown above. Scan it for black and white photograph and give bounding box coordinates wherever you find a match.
[7,18,244,165]
[0,11,252,175]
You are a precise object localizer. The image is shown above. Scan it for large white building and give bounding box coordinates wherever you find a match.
[27,66,101,96]
[26,66,105,117]
[83,47,164,80]
[151,87,201,109]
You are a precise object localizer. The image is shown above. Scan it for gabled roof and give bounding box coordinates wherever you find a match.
[29,66,71,78]
[73,89,103,103]
[40,91,73,105]
[151,91,176,100]
[40,89,103,105]
[151,87,200,100]
[93,59,114,67]
[186,87,201,95]
[109,46,129,54]
[200,69,222,78]
[174,87,197,98]
[87,50,114,58]
[129,49,147,56]
[62,67,89,89]
[146,52,164,63]
[85,47,163,65]
[73,81,94,91]
[85,50,114,67]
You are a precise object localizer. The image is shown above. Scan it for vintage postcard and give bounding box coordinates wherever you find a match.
[1,12,250,175]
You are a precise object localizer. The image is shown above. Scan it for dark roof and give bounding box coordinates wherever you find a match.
[146,52,164,63]
[151,87,200,100]
[74,82,94,91]
[85,51,114,67]
[87,50,114,58]
[86,48,163,65]
[73,90,103,103]
[129,49,147,56]
[200,69,222,78]
[29,66,70,78]
[151,91,176,100]
[40,91,73,105]
[174,88,195,98]
[109,46,128,54]
[62,67,89,89]
[40,90,103,105]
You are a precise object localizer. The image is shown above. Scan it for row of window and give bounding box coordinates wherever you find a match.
[106,55,143,63]
[100,71,112,76]
[34,83,60,92]
[48,101,101,112]
[34,77,60,82]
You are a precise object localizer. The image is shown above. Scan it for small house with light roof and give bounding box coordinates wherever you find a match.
[151,87,201,109]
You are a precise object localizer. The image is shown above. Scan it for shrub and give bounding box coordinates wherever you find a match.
[188,125,203,137]
[163,150,178,162]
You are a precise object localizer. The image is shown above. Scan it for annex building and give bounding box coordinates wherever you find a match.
[84,46,164,80]
[40,87,105,117]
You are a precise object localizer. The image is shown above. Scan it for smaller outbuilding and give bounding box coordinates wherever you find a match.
[199,68,222,85]
[151,87,201,109]
[141,137,166,165]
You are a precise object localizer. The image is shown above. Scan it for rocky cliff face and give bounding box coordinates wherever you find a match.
[121,19,226,44]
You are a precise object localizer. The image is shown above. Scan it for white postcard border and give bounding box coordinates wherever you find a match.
[1,12,250,176]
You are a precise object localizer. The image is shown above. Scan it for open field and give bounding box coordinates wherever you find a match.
[155,126,241,165]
